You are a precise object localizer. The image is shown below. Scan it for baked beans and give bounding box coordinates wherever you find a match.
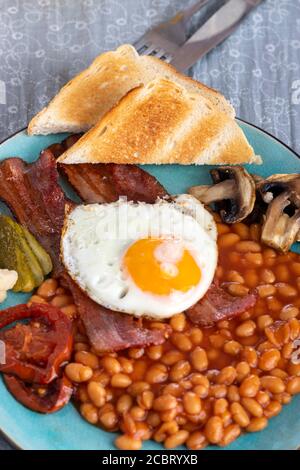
[111,373,132,388]
[258,349,281,371]
[227,385,240,403]
[115,435,142,450]
[218,233,240,248]
[87,381,106,407]
[264,401,282,418]
[220,424,241,447]
[145,364,168,384]
[224,340,242,356]
[246,417,268,433]
[169,360,191,381]
[235,361,250,382]
[99,410,118,429]
[230,402,250,428]
[241,398,263,418]
[121,412,136,435]
[146,345,163,361]
[239,375,260,398]
[116,394,133,414]
[171,333,193,352]
[164,430,189,449]
[51,294,73,308]
[75,351,99,370]
[236,241,261,253]
[186,431,207,450]
[170,313,186,332]
[204,416,224,444]
[235,321,256,338]
[37,278,58,298]
[33,220,300,450]
[153,394,177,411]
[216,366,237,385]
[286,377,300,395]
[137,390,154,410]
[257,315,273,330]
[65,363,93,383]
[189,327,204,345]
[80,403,98,424]
[183,392,202,415]
[227,284,249,297]
[190,347,208,372]
[260,376,285,394]
[100,356,121,374]
[232,223,250,240]
[161,350,184,366]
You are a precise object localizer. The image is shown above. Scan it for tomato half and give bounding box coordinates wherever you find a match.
[0,303,73,384]
[4,374,73,413]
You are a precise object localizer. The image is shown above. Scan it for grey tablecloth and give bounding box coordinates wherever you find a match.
[0,0,300,451]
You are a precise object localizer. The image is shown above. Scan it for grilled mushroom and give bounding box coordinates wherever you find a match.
[189,166,256,224]
[243,174,268,224]
[257,174,300,252]
[257,174,300,205]
[260,192,300,252]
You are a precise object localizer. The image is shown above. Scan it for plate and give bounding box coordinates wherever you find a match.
[0,120,299,450]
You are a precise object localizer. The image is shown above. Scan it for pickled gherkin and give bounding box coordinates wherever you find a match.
[6,217,44,288]
[0,215,53,292]
[22,226,52,275]
[0,216,34,292]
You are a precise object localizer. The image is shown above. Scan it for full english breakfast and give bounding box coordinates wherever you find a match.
[0,45,299,450]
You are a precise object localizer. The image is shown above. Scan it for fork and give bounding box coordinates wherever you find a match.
[133,0,212,62]
[133,0,263,71]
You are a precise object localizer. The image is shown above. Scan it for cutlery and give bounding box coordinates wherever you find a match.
[133,0,263,71]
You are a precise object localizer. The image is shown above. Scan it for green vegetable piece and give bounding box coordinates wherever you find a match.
[0,216,36,292]
[22,226,52,275]
[4,217,44,288]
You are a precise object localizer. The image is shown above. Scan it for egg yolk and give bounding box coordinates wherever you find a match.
[123,238,201,295]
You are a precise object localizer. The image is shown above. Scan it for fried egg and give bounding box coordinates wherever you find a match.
[61,196,217,319]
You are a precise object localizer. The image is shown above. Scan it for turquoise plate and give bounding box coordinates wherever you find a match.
[0,121,300,450]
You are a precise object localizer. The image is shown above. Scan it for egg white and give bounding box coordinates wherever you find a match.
[61,198,218,319]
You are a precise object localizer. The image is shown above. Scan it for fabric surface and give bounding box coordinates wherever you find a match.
[0,0,299,450]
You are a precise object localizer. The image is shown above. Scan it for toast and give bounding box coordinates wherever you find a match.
[57,78,260,166]
[28,44,234,135]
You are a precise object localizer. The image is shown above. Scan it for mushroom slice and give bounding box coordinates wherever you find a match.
[188,166,256,224]
[189,180,236,205]
[257,174,300,206]
[258,174,300,250]
[261,191,300,253]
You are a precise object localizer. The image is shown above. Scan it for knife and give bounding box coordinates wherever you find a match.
[171,0,262,71]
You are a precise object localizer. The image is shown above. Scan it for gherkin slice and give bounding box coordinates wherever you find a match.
[4,217,44,288]
[22,226,52,275]
[15,248,36,292]
[0,216,36,292]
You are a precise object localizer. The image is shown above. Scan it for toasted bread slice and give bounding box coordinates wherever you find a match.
[57,78,260,166]
[28,44,234,135]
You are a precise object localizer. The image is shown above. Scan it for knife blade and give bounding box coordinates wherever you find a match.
[170,0,263,71]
